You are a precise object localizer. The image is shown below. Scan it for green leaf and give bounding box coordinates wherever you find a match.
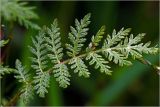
[86,25,106,51]
[20,84,34,104]
[1,0,40,29]
[106,28,131,48]
[29,28,48,72]
[69,57,90,78]
[128,33,145,45]
[45,19,71,88]
[102,42,132,66]
[66,13,91,56]
[86,53,112,75]
[92,25,106,46]
[53,63,70,88]
[119,33,158,59]
[29,28,50,97]
[45,19,63,64]
[14,59,33,103]
[0,64,14,78]
[14,59,30,83]
[34,72,50,97]
[0,39,9,47]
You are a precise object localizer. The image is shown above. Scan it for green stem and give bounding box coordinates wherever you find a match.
[5,46,159,106]
[137,57,160,75]
[5,90,22,106]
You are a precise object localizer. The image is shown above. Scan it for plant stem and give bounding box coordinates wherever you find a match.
[137,57,160,75]
[5,46,159,106]
[5,91,22,106]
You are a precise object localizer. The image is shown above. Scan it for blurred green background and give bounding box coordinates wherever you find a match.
[1,1,159,106]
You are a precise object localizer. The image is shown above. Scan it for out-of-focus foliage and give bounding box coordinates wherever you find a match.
[0,65,14,78]
[0,0,40,29]
[14,59,33,103]
[0,39,9,47]
[0,39,14,78]
[15,59,30,83]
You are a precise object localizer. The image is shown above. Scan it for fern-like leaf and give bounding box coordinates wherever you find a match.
[100,28,132,66]
[66,13,91,57]
[115,33,159,59]
[91,25,106,46]
[34,72,50,97]
[1,0,40,29]
[1,13,159,105]
[29,28,50,97]
[0,65,14,78]
[14,59,30,83]
[54,63,70,88]
[86,53,112,75]
[45,19,63,64]
[69,57,90,78]
[102,41,132,66]
[87,25,106,51]
[106,28,131,48]
[45,19,70,88]
[20,84,34,103]
[29,28,48,72]
[14,59,33,103]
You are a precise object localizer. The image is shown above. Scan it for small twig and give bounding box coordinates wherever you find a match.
[5,91,21,106]
[4,47,159,106]
[137,57,160,75]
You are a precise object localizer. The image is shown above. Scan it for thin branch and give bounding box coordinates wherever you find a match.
[5,91,22,106]
[137,57,160,75]
[5,46,159,106]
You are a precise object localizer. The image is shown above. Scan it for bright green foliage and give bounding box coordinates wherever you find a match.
[14,59,33,103]
[29,28,50,97]
[45,19,63,64]
[69,57,90,78]
[1,13,158,104]
[1,0,40,29]
[29,29,48,72]
[121,33,158,59]
[102,41,132,66]
[0,39,9,47]
[101,28,132,66]
[0,65,14,78]
[34,72,50,97]
[54,63,70,88]
[20,84,34,103]
[103,48,132,66]
[87,25,106,51]
[86,53,112,75]
[66,13,91,57]
[28,13,158,92]
[105,28,131,48]
[101,29,158,66]
[91,25,106,46]
[15,59,30,83]
[45,19,70,88]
